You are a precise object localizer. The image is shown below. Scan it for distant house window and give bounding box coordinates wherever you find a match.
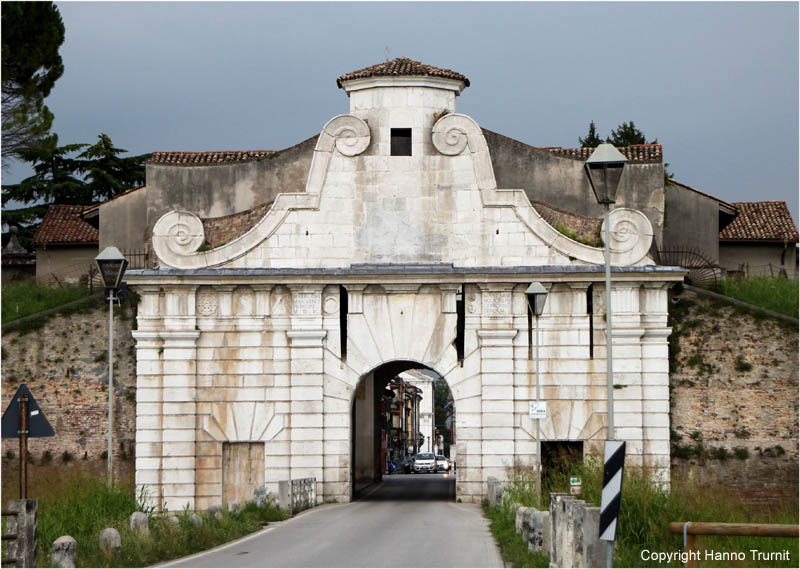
[390,128,412,156]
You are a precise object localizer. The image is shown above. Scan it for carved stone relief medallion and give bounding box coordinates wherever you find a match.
[467,292,480,314]
[196,289,217,316]
[323,294,339,315]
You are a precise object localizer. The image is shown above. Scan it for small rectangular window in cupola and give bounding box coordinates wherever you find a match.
[390,128,412,156]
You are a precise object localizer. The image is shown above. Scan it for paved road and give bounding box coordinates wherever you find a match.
[160,473,502,568]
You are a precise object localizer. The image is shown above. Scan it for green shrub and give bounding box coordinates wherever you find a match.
[734,355,753,372]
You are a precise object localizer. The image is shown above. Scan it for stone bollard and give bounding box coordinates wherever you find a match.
[166,515,180,527]
[227,501,240,513]
[129,512,149,537]
[6,499,38,568]
[254,486,267,507]
[99,528,121,556]
[188,513,202,527]
[51,536,77,568]
[207,504,223,520]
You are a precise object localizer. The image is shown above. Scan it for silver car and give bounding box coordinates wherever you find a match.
[413,452,437,473]
[435,455,450,472]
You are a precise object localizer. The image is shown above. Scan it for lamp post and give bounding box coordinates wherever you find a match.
[584,144,627,442]
[585,144,627,568]
[95,246,129,485]
[525,282,549,495]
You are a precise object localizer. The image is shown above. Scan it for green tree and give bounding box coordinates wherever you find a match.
[1,136,90,228]
[578,121,603,148]
[1,1,65,167]
[78,133,149,201]
[606,121,655,146]
[2,134,150,248]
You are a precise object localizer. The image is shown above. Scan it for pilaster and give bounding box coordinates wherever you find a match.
[287,285,326,500]
[132,330,163,511]
[159,330,200,511]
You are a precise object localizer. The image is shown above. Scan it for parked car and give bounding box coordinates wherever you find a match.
[400,456,415,473]
[435,455,450,472]
[413,452,437,473]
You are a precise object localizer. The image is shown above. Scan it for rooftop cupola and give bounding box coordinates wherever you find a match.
[335,57,470,156]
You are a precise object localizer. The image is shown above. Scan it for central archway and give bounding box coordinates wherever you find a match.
[351,360,455,501]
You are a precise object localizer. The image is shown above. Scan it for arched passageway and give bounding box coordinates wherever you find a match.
[351,360,456,501]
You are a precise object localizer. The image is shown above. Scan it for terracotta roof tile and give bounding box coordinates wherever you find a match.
[720,201,798,242]
[544,144,663,164]
[149,150,278,166]
[482,129,662,164]
[337,57,470,88]
[34,205,98,246]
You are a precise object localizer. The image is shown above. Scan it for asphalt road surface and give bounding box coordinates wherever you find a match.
[159,473,502,568]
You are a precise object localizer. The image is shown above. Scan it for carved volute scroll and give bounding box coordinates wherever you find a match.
[601,208,654,262]
[432,114,470,155]
[326,115,370,156]
[152,211,206,258]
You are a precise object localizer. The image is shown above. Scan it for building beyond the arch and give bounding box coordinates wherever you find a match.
[126,58,684,510]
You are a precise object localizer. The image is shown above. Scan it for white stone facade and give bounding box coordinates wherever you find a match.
[129,72,682,510]
[399,369,435,454]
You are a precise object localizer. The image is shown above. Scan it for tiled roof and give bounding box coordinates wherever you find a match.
[34,204,99,246]
[543,144,663,164]
[481,129,662,164]
[719,201,798,242]
[337,57,470,88]
[149,150,278,165]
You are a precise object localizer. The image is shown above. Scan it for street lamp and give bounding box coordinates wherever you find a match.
[525,282,549,494]
[584,143,627,442]
[95,246,129,484]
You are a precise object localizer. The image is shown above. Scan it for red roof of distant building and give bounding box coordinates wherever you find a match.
[337,57,470,88]
[149,150,278,165]
[720,201,798,242]
[34,204,98,246]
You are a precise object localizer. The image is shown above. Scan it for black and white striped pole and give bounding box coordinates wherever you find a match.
[599,440,626,567]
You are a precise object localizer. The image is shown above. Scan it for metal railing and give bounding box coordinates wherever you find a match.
[669,521,799,568]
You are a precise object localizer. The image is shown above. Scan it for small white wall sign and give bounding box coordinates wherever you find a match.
[528,401,547,419]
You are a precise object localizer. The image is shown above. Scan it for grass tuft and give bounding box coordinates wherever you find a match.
[708,277,798,319]
[485,457,798,567]
[1,281,91,325]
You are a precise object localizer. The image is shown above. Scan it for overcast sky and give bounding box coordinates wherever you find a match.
[4,1,799,219]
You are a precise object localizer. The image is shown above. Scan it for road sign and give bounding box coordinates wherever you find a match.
[599,440,626,541]
[1,384,55,438]
[528,401,546,419]
[570,476,582,494]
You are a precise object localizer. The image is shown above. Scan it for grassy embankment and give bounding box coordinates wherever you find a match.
[707,276,798,319]
[1,281,94,325]
[484,458,798,568]
[1,460,288,567]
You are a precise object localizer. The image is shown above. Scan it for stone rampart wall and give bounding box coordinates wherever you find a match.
[1,301,137,466]
[668,288,798,506]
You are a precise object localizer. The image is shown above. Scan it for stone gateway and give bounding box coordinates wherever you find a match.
[127,59,683,510]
